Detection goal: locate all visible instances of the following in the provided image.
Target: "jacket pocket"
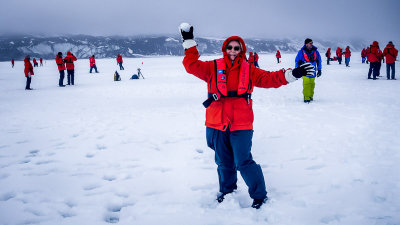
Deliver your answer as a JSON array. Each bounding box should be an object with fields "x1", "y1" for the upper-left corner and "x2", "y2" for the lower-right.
[
  {"x1": 206, "y1": 101, "x2": 223, "y2": 126},
  {"x1": 232, "y1": 99, "x2": 254, "y2": 125}
]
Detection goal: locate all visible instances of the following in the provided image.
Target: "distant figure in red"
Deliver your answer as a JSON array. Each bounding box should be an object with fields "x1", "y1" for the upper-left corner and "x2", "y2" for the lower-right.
[
  {"x1": 254, "y1": 52, "x2": 259, "y2": 68},
  {"x1": 248, "y1": 52, "x2": 255, "y2": 66},
  {"x1": 367, "y1": 41, "x2": 381, "y2": 80},
  {"x1": 361, "y1": 48, "x2": 367, "y2": 63},
  {"x1": 325, "y1": 48, "x2": 331, "y2": 65},
  {"x1": 11, "y1": 59, "x2": 14, "y2": 68},
  {"x1": 365, "y1": 47, "x2": 370, "y2": 64},
  {"x1": 89, "y1": 55, "x2": 99, "y2": 73},
  {"x1": 383, "y1": 41, "x2": 398, "y2": 80},
  {"x1": 40, "y1": 58, "x2": 43, "y2": 66},
  {"x1": 336, "y1": 47, "x2": 343, "y2": 64},
  {"x1": 56, "y1": 52, "x2": 66, "y2": 87},
  {"x1": 116, "y1": 54, "x2": 124, "y2": 70},
  {"x1": 24, "y1": 56, "x2": 34, "y2": 90},
  {"x1": 276, "y1": 50, "x2": 281, "y2": 63},
  {"x1": 344, "y1": 46, "x2": 351, "y2": 67},
  {"x1": 33, "y1": 58, "x2": 38, "y2": 67},
  {"x1": 64, "y1": 51, "x2": 77, "y2": 85}
]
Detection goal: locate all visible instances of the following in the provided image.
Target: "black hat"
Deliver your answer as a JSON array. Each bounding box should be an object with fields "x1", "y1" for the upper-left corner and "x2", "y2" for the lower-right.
[
  {"x1": 58, "y1": 52, "x2": 62, "y2": 55},
  {"x1": 305, "y1": 38, "x2": 313, "y2": 45},
  {"x1": 389, "y1": 41, "x2": 393, "y2": 45}
]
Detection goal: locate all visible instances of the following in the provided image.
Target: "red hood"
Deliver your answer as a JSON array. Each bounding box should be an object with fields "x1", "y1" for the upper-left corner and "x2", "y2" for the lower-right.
[
  {"x1": 222, "y1": 36, "x2": 247, "y2": 58},
  {"x1": 386, "y1": 44, "x2": 394, "y2": 49},
  {"x1": 372, "y1": 41, "x2": 379, "y2": 47},
  {"x1": 24, "y1": 58, "x2": 30, "y2": 63},
  {"x1": 67, "y1": 51, "x2": 72, "y2": 55}
]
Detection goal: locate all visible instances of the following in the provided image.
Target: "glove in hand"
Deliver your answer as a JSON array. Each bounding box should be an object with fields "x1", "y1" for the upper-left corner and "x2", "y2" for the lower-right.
[{"x1": 292, "y1": 63, "x2": 315, "y2": 78}]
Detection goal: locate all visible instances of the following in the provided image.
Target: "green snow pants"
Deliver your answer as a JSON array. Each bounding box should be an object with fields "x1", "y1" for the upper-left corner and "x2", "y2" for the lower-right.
[{"x1": 302, "y1": 76, "x2": 315, "y2": 101}]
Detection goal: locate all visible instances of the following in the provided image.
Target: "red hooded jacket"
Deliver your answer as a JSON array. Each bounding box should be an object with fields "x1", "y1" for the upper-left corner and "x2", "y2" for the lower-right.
[
  {"x1": 367, "y1": 41, "x2": 380, "y2": 63},
  {"x1": 24, "y1": 58, "x2": 34, "y2": 77},
  {"x1": 383, "y1": 44, "x2": 398, "y2": 64},
  {"x1": 336, "y1": 47, "x2": 343, "y2": 57},
  {"x1": 248, "y1": 52, "x2": 255, "y2": 65},
  {"x1": 64, "y1": 52, "x2": 77, "y2": 70},
  {"x1": 117, "y1": 54, "x2": 123, "y2": 63},
  {"x1": 276, "y1": 50, "x2": 281, "y2": 58},
  {"x1": 326, "y1": 48, "x2": 331, "y2": 58},
  {"x1": 55, "y1": 55, "x2": 65, "y2": 71},
  {"x1": 344, "y1": 47, "x2": 351, "y2": 58},
  {"x1": 361, "y1": 49, "x2": 366, "y2": 57},
  {"x1": 183, "y1": 36, "x2": 289, "y2": 131},
  {"x1": 11, "y1": 59, "x2": 14, "y2": 64},
  {"x1": 89, "y1": 56, "x2": 96, "y2": 66},
  {"x1": 33, "y1": 58, "x2": 37, "y2": 64}
]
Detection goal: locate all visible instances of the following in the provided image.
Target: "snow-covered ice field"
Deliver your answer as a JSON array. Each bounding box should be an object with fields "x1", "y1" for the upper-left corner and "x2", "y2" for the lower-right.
[{"x1": 0, "y1": 53, "x2": 399, "y2": 225}]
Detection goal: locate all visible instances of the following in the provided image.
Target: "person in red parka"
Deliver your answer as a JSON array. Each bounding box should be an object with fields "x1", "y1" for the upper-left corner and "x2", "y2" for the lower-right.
[
  {"x1": 344, "y1": 46, "x2": 351, "y2": 67},
  {"x1": 336, "y1": 47, "x2": 343, "y2": 64},
  {"x1": 276, "y1": 50, "x2": 281, "y2": 63},
  {"x1": 383, "y1": 41, "x2": 398, "y2": 80},
  {"x1": 367, "y1": 41, "x2": 381, "y2": 80},
  {"x1": 116, "y1": 54, "x2": 124, "y2": 70},
  {"x1": 24, "y1": 56, "x2": 34, "y2": 90},
  {"x1": 11, "y1": 59, "x2": 14, "y2": 68},
  {"x1": 254, "y1": 52, "x2": 259, "y2": 68},
  {"x1": 40, "y1": 58, "x2": 43, "y2": 66},
  {"x1": 89, "y1": 55, "x2": 99, "y2": 73},
  {"x1": 325, "y1": 48, "x2": 331, "y2": 65},
  {"x1": 248, "y1": 52, "x2": 255, "y2": 66},
  {"x1": 55, "y1": 52, "x2": 66, "y2": 87},
  {"x1": 361, "y1": 48, "x2": 367, "y2": 63},
  {"x1": 64, "y1": 51, "x2": 77, "y2": 85},
  {"x1": 179, "y1": 23, "x2": 314, "y2": 209},
  {"x1": 33, "y1": 58, "x2": 38, "y2": 67}
]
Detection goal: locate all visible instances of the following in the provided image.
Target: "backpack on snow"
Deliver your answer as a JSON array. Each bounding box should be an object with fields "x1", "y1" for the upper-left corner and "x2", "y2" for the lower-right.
[
  {"x1": 114, "y1": 71, "x2": 121, "y2": 81},
  {"x1": 130, "y1": 74, "x2": 139, "y2": 79}
]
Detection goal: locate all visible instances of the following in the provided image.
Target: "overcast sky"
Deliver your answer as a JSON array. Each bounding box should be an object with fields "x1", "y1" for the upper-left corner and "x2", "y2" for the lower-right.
[{"x1": 0, "y1": 0, "x2": 399, "y2": 42}]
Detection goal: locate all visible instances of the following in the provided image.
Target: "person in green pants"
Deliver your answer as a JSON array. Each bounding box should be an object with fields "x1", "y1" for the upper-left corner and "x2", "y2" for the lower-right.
[{"x1": 295, "y1": 38, "x2": 322, "y2": 103}]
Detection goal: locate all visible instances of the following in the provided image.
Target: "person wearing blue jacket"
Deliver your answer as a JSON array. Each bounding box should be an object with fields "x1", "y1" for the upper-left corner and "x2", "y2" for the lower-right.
[{"x1": 295, "y1": 38, "x2": 322, "y2": 103}]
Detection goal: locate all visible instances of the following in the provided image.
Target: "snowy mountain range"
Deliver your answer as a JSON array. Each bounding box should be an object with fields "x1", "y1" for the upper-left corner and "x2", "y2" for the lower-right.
[{"x1": 0, "y1": 35, "x2": 369, "y2": 61}]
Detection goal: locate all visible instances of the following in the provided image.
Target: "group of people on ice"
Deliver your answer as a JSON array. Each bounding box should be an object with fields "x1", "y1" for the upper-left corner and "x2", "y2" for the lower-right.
[
  {"x1": 21, "y1": 53, "x2": 126, "y2": 89},
  {"x1": 324, "y1": 46, "x2": 352, "y2": 66},
  {"x1": 363, "y1": 41, "x2": 398, "y2": 80}
]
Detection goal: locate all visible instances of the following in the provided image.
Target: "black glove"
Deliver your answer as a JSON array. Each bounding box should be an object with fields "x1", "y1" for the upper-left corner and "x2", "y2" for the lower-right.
[
  {"x1": 179, "y1": 23, "x2": 194, "y2": 41},
  {"x1": 317, "y1": 70, "x2": 322, "y2": 77},
  {"x1": 292, "y1": 63, "x2": 315, "y2": 78}
]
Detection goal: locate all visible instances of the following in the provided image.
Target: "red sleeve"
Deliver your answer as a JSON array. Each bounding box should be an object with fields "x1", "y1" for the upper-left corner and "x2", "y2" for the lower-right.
[
  {"x1": 251, "y1": 67, "x2": 288, "y2": 88},
  {"x1": 182, "y1": 47, "x2": 214, "y2": 82}
]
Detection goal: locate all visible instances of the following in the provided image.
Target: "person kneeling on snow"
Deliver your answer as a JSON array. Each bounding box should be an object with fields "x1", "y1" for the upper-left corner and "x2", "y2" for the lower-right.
[{"x1": 179, "y1": 23, "x2": 314, "y2": 209}]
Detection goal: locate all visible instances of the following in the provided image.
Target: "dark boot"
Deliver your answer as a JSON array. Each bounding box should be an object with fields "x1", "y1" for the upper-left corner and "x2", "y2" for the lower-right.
[{"x1": 251, "y1": 197, "x2": 268, "y2": 209}]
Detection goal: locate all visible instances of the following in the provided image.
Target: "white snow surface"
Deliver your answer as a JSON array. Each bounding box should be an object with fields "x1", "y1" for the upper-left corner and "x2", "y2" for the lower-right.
[{"x1": 0, "y1": 53, "x2": 399, "y2": 225}]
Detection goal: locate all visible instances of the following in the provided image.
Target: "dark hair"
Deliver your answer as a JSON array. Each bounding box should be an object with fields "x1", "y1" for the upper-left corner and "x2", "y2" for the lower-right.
[{"x1": 304, "y1": 38, "x2": 313, "y2": 45}]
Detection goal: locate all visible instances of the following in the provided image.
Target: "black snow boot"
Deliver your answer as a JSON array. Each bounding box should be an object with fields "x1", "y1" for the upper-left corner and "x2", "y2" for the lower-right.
[
  {"x1": 216, "y1": 190, "x2": 236, "y2": 203},
  {"x1": 251, "y1": 197, "x2": 269, "y2": 209}
]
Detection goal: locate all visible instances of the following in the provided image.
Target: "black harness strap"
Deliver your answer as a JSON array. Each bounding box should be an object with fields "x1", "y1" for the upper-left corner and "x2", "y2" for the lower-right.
[{"x1": 202, "y1": 91, "x2": 251, "y2": 108}]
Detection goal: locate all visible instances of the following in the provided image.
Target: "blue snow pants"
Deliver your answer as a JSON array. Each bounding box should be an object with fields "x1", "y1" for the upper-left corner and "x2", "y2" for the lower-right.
[{"x1": 206, "y1": 127, "x2": 267, "y2": 199}]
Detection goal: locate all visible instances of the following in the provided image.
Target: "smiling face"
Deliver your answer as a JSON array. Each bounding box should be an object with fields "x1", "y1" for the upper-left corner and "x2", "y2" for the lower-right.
[{"x1": 226, "y1": 40, "x2": 242, "y2": 61}]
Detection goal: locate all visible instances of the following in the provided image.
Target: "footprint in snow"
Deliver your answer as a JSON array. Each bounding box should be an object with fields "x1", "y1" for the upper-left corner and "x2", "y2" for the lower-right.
[{"x1": 0, "y1": 192, "x2": 16, "y2": 201}]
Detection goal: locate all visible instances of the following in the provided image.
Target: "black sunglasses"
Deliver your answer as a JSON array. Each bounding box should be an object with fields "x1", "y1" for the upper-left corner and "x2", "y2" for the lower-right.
[{"x1": 226, "y1": 45, "x2": 241, "y2": 51}]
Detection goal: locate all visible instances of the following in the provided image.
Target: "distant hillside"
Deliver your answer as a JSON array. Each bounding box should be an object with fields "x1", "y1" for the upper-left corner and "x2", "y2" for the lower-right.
[{"x1": 0, "y1": 35, "x2": 369, "y2": 61}]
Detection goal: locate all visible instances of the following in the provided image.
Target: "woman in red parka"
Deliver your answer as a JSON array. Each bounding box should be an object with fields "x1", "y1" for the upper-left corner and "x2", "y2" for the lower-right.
[
  {"x1": 179, "y1": 23, "x2": 314, "y2": 209},
  {"x1": 344, "y1": 46, "x2": 351, "y2": 67},
  {"x1": 64, "y1": 51, "x2": 77, "y2": 85},
  {"x1": 55, "y1": 52, "x2": 66, "y2": 87},
  {"x1": 116, "y1": 54, "x2": 124, "y2": 70},
  {"x1": 326, "y1": 48, "x2": 331, "y2": 65},
  {"x1": 276, "y1": 50, "x2": 281, "y2": 63},
  {"x1": 24, "y1": 56, "x2": 34, "y2": 90}
]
